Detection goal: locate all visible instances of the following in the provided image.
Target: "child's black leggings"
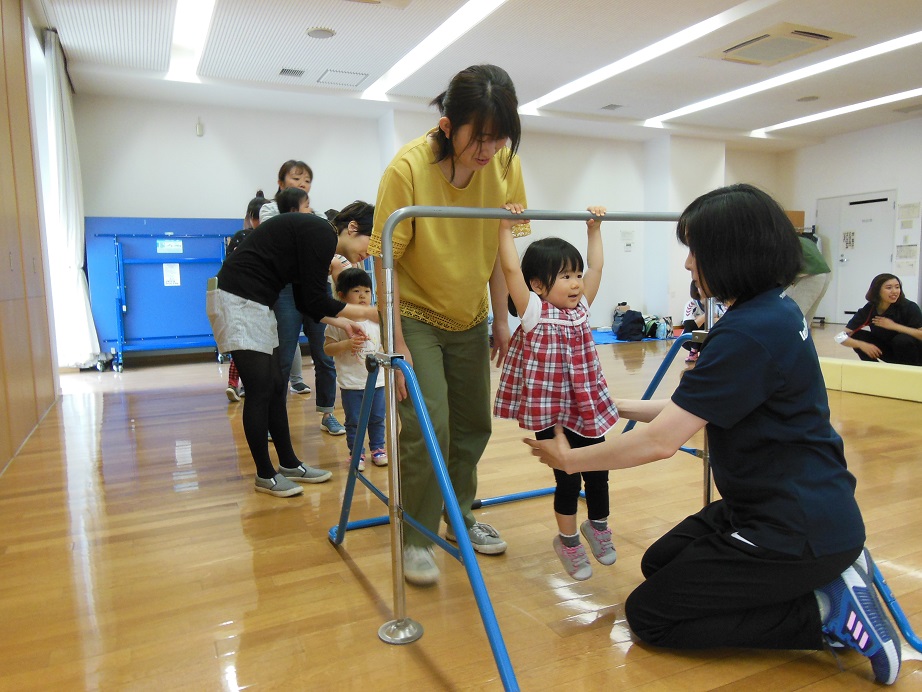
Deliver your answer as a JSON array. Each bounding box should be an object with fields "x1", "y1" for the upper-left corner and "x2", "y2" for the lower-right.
[
  {"x1": 536, "y1": 426, "x2": 609, "y2": 520},
  {"x1": 231, "y1": 348, "x2": 301, "y2": 479}
]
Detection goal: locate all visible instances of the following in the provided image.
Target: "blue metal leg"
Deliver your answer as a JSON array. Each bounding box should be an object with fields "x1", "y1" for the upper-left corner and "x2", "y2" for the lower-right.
[
  {"x1": 395, "y1": 358, "x2": 518, "y2": 691},
  {"x1": 873, "y1": 562, "x2": 922, "y2": 652}
]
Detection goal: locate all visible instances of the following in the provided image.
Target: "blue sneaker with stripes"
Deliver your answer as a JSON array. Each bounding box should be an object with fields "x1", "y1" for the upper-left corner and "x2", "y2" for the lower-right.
[{"x1": 816, "y1": 548, "x2": 901, "y2": 685}]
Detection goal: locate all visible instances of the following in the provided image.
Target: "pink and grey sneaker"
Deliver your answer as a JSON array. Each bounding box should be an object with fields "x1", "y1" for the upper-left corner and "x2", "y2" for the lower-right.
[
  {"x1": 580, "y1": 520, "x2": 617, "y2": 565},
  {"x1": 371, "y1": 448, "x2": 388, "y2": 466},
  {"x1": 552, "y1": 535, "x2": 592, "y2": 581}
]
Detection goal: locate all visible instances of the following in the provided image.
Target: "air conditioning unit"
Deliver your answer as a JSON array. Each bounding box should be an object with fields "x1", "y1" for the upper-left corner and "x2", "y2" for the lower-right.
[{"x1": 706, "y1": 23, "x2": 854, "y2": 66}]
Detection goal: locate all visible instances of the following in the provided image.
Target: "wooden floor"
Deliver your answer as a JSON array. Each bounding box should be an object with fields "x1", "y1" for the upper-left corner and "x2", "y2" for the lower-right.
[{"x1": 1, "y1": 325, "x2": 920, "y2": 690}]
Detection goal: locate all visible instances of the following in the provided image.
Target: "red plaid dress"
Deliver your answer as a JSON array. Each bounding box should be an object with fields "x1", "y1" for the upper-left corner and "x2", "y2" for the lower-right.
[{"x1": 494, "y1": 294, "x2": 618, "y2": 437}]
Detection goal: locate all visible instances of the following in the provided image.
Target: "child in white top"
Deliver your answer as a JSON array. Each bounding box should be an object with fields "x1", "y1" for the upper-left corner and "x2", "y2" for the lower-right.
[
  {"x1": 494, "y1": 205, "x2": 619, "y2": 581},
  {"x1": 324, "y1": 268, "x2": 386, "y2": 472}
]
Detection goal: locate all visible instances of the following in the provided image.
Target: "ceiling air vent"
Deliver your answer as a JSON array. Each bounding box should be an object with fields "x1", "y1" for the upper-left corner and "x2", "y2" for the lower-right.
[
  {"x1": 279, "y1": 68, "x2": 304, "y2": 78},
  {"x1": 318, "y1": 69, "x2": 368, "y2": 87},
  {"x1": 705, "y1": 23, "x2": 853, "y2": 66}
]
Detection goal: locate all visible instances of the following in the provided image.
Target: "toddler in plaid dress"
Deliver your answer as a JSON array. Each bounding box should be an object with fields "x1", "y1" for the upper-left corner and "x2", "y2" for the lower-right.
[{"x1": 495, "y1": 205, "x2": 619, "y2": 580}]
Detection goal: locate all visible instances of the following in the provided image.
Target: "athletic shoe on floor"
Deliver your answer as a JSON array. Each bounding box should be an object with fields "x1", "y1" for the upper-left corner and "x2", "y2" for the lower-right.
[
  {"x1": 815, "y1": 548, "x2": 901, "y2": 685},
  {"x1": 580, "y1": 520, "x2": 618, "y2": 565},
  {"x1": 685, "y1": 349, "x2": 699, "y2": 363},
  {"x1": 225, "y1": 385, "x2": 242, "y2": 402},
  {"x1": 279, "y1": 463, "x2": 332, "y2": 484},
  {"x1": 289, "y1": 381, "x2": 311, "y2": 395},
  {"x1": 254, "y1": 473, "x2": 303, "y2": 498},
  {"x1": 445, "y1": 521, "x2": 507, "y2": 555},
  {"x1": 349, "y1": 453, "x2": 366, "y2": 472},
  {"x1": 403, "y1": 545, "x2": 439, "y2": 586},
  {"x1": 371, "y1": 448, "x2": 388, "y2": 466},
  {"x1": 320, "y1": 413, "x2": 346, "y2": 435},
  {"x1": 552, "y1": 535, "x2": 592, "y2": 581}
]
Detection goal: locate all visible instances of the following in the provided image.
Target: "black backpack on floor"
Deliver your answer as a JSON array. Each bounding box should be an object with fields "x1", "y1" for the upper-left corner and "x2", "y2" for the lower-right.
[{"x1": 616, "y1": 310, "x2": 645, "y2": 341}]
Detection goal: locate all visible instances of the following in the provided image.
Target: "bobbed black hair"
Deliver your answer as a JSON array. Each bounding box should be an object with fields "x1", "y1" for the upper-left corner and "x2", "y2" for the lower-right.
[
  {"x1": 865, "y1": 273, "x2": 906, "y2": 306},
  {"x1": 510, "y1": 237, "x2": 584, "y2": 317},
  {"x1": 676, "y1": 183, "x2": 801, "y2": 304},
  {"x1": 430, "y1": 64, "x2": 520, "y2": 180},
  {"x1": 275, "y1": 187, "x2": 308, "y2": 214},
  {"x1": 335, "y1": 267, "x2": 372, "y2": 297}
]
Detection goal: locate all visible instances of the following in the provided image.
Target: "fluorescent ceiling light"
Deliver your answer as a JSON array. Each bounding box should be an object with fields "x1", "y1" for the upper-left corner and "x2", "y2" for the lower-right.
[
  {"x1": 166, "y1": 0, "x2": 216, "y2": 83},
  {"x1": 750, "y1": 86, "x2": 922, "y2": 137},
  {"x1": 519, "y1": 0, "x2": 778, "y2": 115},
  {"x1": 647, "y1": 29, "x2": 922, "y2": 126},
  {"x1": 362, "y1": 0, "x2": 507, "y2": 101}
]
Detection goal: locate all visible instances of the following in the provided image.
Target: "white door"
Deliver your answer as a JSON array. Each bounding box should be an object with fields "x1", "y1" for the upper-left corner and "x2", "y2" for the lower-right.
[{"x1": 816, "y1": 192, "x2": 895, "y2": 324}]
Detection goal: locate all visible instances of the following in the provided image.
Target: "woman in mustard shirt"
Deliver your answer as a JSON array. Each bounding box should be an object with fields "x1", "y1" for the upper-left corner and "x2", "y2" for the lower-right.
[{"x1": 370, "y1": 64, "x2": 529, "y2": 586}]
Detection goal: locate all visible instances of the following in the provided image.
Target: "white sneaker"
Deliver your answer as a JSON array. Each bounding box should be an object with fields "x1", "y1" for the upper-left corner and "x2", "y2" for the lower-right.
[{"x1": 403, "y1": 545, "x2": 439, "y2": 586}]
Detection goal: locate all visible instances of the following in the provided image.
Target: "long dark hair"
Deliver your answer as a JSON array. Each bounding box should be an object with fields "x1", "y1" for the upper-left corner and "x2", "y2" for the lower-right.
[
  {"x1": 676, "y1": 184, "x2": 801, "y2": 304},
  {"x1": 430, "y1": 64, "x2": 520, "y2": 179},
  {"x1": 509, "y1": 237, "x2": 584, "y2": 317},
  {"x1": 865, "y1": 273, "x2": 906, "y2": 308}
]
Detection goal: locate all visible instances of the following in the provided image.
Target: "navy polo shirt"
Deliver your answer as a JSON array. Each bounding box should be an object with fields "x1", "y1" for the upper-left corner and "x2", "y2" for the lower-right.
[{"x1": 672, "y1": 288, "x2": 865, "y2": 557}]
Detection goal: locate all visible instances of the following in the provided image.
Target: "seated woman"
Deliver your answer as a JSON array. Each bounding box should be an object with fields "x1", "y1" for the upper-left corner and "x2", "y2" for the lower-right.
[
  {"x1": 526, "y1": 184, "x2": 900, "y2": 686},
  {"x1": 837, "y1": 273, "x2": 922, "y2": 366}
]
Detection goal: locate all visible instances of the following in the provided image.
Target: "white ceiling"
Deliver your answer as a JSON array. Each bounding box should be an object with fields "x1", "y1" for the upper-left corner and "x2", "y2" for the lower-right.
[{"x1": 33, "y1": 0, "x2": 922, "y2": 152}]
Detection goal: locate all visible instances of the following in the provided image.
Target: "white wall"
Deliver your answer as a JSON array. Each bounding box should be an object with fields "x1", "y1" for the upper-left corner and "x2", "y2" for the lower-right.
[
  {"x1": 780, "y1": 119, "x2": 922, "y2": 318},
  {"x1": 74, "y1": 94, "x2": 385, "y2": 219},
  {"x1": 72, "y1": 91, "x2": 922, "y2": 331},
  {"x1": 517, "y1": 130, "x2": 646, "y2": 327}
]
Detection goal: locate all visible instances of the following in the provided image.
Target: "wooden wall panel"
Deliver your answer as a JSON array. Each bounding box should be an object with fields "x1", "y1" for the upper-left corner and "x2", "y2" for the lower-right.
[
  {"x1": 0, "y1": 298, "x2": 38, "y2": 448},
  {"x1": 0, "y1": 0, "x2": 25, "y2": 302},
  {"x1": 27, "y1": 294, "x2": 54, "y2": 414},
  {"x1": 2, "y1": 0, "x2": 44, "y2": 299},
  {"x1": 1, "y1": 0, "x2": 55, "y2": 466}
]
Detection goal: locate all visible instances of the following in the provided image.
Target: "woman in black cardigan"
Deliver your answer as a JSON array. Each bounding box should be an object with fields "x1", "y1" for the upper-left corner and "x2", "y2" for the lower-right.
[{"x1": 207, "y1": 210, "x2": 377, "y2": 497}]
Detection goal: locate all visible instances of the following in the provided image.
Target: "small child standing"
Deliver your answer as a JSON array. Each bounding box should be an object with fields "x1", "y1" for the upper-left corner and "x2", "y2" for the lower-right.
[
  {"x1": 495, "y1": 205, "x2": 619, "y2": 581},
  {"x1": 324, "y1": 268, "x2": 387, "y2": 472}
]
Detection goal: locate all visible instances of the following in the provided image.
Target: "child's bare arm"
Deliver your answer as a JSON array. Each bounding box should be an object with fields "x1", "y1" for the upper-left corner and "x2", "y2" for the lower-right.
[
  {"x1": 583, "y1": 206, "x2": 606, "y2": 305},
  {"x1": 499, "y1": 204, "x2": 531, "y2": 318}
]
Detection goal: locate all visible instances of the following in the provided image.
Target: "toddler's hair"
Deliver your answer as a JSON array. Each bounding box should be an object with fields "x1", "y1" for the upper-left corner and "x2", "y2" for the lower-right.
[
  {"x1": 511, "y1": 237, "x2": 584, "y2": 317},
  {"x1": 275, "y1": 186, "x2": 308, "y2": 213},
  {"x1": 245, "y1": 190, "x2": 268, "y2": 222},
  {"x1": 336, "y1": 267, "x2": 372, "y2": 297}
]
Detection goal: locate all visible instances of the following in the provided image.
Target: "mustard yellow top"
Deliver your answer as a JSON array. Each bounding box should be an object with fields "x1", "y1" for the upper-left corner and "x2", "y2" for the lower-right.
[{"x1": 370, "y1": 129, "x2": 529, "y2": 331}]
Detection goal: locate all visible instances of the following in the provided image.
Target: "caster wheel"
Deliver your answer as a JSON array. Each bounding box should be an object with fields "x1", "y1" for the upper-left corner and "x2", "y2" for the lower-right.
[
  {"x1": 217, "y1": 354, "x2": 226, "y2": 364},
  {"x1": 96, "y1": 361, "x2": 106, "y2": 372},
  {"x1": 114, "y1": 363, "x2": 123, "y2": 373}
]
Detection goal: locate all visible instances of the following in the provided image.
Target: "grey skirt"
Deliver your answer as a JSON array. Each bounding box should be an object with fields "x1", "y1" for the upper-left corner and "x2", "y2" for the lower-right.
[{"x1": 206, "y1": 283, "x2": 278, "y2": 355}]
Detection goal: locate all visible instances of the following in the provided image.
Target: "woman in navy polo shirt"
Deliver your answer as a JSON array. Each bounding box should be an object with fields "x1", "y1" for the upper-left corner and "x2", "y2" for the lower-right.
[{"x1": 525, "y1": 184, "x2": 901, "y2": 685}]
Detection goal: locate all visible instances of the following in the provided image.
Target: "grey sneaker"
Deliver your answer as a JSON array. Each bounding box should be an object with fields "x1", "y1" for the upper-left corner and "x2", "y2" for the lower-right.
[
  {"x1": 403, "y1": 545, "x2": 439, "y2": 586},
  {"x1": 445, "y1": 521, "x2": 507, "y2": 555},
  {"x1": 254, "y1": 473, "x2": 303, "y2": 497},
  {"x1": 320, "y1": 413, "x2": 346, "y2": 435},
  {"x1": 225, "y1": 385, "x2": 242, "y2": 402},
  {"x1": 279, "y1": 463, "x2": 332, "y2": 484},
  {"x1": 553, "y1": 535, "x2": 592, "y2": 581},
  {"x1": 580, "y1": 520, "x2": 617, "y2": 565}
]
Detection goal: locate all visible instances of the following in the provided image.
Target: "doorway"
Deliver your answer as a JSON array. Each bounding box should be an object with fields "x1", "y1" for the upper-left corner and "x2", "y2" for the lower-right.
[{"x1": 816, "y1": 191, "x2": 896, "y2": 324}]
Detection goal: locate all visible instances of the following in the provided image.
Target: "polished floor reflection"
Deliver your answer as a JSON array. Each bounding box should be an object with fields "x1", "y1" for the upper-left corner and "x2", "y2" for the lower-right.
[{"x1": 0, "y1": 329, "x2": 919, "y2": 690}]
